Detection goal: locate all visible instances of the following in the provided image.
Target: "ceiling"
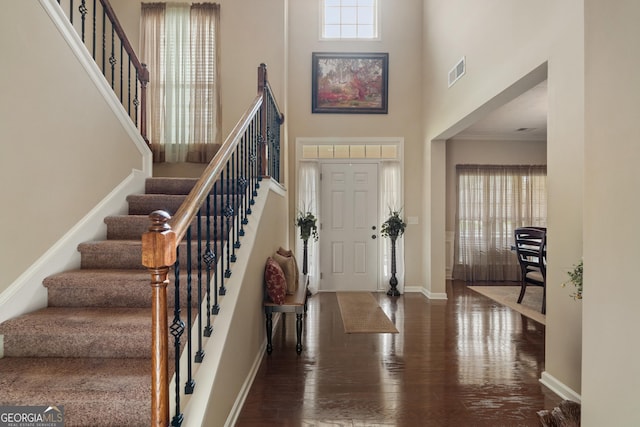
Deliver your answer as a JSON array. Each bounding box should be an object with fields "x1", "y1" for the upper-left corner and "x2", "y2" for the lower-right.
[{"x1": 453, "y1": 80, "x2": 548, "y2": 141}]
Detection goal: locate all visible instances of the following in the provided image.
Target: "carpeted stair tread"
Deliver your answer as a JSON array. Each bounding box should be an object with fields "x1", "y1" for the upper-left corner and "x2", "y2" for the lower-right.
[
  {"x1": 105, "y1": 214, "x2": 227, "y2": 240},
  {"x1": 0, "y1": 307, "x2": 154, "y2": 358},
  {"x1": 127, "y1": 193, "x2": 243, "y2": 216},
  {"x1": 0, "y1": 357, "x2": 151, "y2": 426},
  {"x1": 43, "y1": 269, "x2": 211, "y2": 308}
]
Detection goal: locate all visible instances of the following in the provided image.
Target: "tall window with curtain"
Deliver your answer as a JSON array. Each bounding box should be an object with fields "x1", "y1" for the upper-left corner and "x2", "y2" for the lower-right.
[
  {"x1": 141, "y1": 3, "x2": 221, "y2": 163},
  {"x1": 453, "y1": 165, "x2": 547, "y2": 282},
  {"x1": 296, "y1": 162, "x2": 321, "y2": 293},
  {"x1": 379, "y1": 161, "x2": 404, "y2": 292}
]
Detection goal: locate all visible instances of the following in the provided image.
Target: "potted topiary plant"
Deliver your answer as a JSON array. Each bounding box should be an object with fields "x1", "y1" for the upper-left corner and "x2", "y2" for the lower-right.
[
  {"x1": 296, "y1": 210, "x2": 318, "y2": 275},
  {"x1": 562, "y1": 259, "x2": 583, "y2": 300},
  {"x1": 381, "y1": 209, "x2": 406, "y2": 296}
]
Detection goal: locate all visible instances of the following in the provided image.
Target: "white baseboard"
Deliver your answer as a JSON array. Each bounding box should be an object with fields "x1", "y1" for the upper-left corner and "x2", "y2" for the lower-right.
[
  {"x1": 540, "y1": 371, "x2": 582, "y2": 403},
  {"x1": 421, "y1": 288, "x2": 448, "y2": 300},
  {"x1": 397, "y1": 285, "x2": 448, "y2": 300}
]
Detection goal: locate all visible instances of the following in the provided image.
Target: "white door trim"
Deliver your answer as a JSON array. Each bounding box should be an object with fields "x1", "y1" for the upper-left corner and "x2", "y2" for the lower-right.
[{"x1": 295, "y1": 137, "x2": 405, "y2": 292}]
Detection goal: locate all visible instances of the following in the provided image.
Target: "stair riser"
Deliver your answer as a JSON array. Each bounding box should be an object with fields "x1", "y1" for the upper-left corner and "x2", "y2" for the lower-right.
[
  {"x1": 46, "y1": 281, "x2": 212, "y2": 308},
  {"x1": 145, "y1": 177, "x2": 247, "y2": 195},
  {"x1": 105, "y1": 215, "x2": 230, "y2": 241},
  {"x1": 2, "y1": 334, "x2": 152, "y2": 358},
  {"x1": 127, "y1": 194, "x2": 244, "y2": 216}
]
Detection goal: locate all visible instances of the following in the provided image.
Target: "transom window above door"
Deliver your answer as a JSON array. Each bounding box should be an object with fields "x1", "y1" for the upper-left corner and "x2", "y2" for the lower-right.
[{"x1": 320, "y1": 0, "x2": 379, "y2": 40}]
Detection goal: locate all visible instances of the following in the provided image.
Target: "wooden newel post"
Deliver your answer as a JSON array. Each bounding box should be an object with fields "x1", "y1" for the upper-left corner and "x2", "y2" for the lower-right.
[{"x1": 142, "y1": 210, "x2": 176, "y2": 427}]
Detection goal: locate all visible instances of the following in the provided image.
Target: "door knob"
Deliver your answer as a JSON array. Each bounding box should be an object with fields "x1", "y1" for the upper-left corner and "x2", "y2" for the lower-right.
[
  {"x1": 372, "y1": 235, "x2": 377, "y2": 239},
  {"x1": 372, "y1": 225, "x2": 377, "y2": 230}
]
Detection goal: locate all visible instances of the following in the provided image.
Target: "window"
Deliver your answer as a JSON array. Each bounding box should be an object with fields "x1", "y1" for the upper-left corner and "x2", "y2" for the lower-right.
[
  {"x1": 320, "y1": 0, "x2": 379, "y2": 40},
  {"x1": 141, "y1": 3, "x2": 221, "y2": 163},
  {"x1": 453, "y1": 165, "x2": 547, "y2": 282}
]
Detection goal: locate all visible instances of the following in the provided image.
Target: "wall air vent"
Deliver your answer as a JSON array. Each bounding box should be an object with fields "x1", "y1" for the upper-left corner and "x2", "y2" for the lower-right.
[{"x1": 448, "y1": 56, "x2": 466, "y2": 88}]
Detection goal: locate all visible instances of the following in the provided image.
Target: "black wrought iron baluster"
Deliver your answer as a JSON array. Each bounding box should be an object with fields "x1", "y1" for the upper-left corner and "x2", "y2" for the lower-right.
[
  {"x1": 195, "y1": 210, "x2": 205, "y2": 361},
  {"x1": 171, "y1": 247, "x2": 184, "y2": 427},
  {"x1": 266, "y1": 127, "x2": 273, "y2": 178},
  {"x1": 218, "y1": 169, "x2": 227, "y2": 295},
  {"x1": 127, "y1": 59, "x2": 132, "y2": 116},
  {"x1": 109, "y1": 26, "x2": 116, "y2": 88},
  {"x1": 119, "y1": 42, "x2": 124, "y2": 101},
  {"x1": 101, "y1": 8, "x2": 106, "y2": 74},
  {"x1": 231, "y1": 152, "x2": 239, "y2": 259},
  {"x1": 240, "y1": 131, "x2": 247, "y2": 223},
  {"x1": 134, "y1": 68, "x2": 139, "y2": 127},
  {"x1": 212, "y1": 182, "x2": 222, "y2": 305},
  {"x1": 92, "y1": 0, "x2": 96, "y2": 58},
  {"x1": 251, "y1": 117, "x2": 259, "y2": 202},
  {"x1": 239, "y1": 132, "x2": 248, "y2": 232},
  {"x1": 185, "y1": 228, "x2": 195, "y2": 395},
  {"x1": 79, "y1": 0, "x2": 87, "y2": 42},
  {"x1": 247, "y1": 119, "x2": 256, "y2": 213},
  {"x1": 235, "y1": 144, "x2": 244, "y2": 239},
  {"x1": 204, "y1": 195, "x2": 216, "y2": 328},
  {"x1": 257, "y1": 133, "x2": 263, "y2": 188},
  {"x1": 70, "y1": 0, "x2": 74, "y2": 24},
  {"x1": 224, "y1": 163, "x2": 233, "y2": 277}
]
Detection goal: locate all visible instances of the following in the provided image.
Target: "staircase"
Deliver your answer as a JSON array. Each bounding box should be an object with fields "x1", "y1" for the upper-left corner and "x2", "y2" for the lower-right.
[{"x1": 0, "y1": 177, "x2": 224, "y2": 426}]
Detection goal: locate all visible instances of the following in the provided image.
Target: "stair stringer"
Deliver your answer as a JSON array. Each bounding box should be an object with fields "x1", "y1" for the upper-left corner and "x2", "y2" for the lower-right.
[
  {"x1": 169, "y1": 178, "x2": 288, "y2": 427},
  {"x1": 0, "y1": 169, "x2": 148, "y2": 324}
]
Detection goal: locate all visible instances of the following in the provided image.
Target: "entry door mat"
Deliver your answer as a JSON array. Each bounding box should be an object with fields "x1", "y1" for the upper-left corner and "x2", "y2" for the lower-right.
[{"x1": 336, "y1": 292, "x2": 399, "y2": 334}]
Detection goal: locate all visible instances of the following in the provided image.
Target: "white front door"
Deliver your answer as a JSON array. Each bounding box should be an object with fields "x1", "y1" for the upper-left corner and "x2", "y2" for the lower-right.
[{"x1": 320, "y1": 163, "x2": 379, "y2": 291}]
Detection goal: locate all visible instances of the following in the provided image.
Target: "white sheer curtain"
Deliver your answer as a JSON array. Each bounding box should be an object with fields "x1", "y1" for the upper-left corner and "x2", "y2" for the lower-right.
[
  {"x1": 453, "y1": 164, "x2": 547, "y2": 282},
  {"x1": 163, "y1": 4, "x2": 191, "y2": 162},
  {"x1": 141, "y1": 3, "x2": 220, "y2": 163},
  {"x1": 379, "y1": 161, "x2": 404, "y2": 293},
  {"x1": 296, "y1": 162, "x2": 320, "y2": 293},
  {"x1": 140, "y1": 3, "x2": 165, "y2": 162}
]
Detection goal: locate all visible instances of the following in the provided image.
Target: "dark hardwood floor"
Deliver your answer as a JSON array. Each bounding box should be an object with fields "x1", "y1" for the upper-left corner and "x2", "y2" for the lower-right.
[{"x1": 236, "y1": 281, "x2": 561, "y2": 426}]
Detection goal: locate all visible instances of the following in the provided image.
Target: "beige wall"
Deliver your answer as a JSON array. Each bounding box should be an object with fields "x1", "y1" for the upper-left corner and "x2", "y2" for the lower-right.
[
  {"x1": 200, "y1": 182, "x2": 288, "y2": 426},
  {"x1": 445, "y1": 138, "x2": 547, "y2": 231},
  {"x1": 287, "y1": 0, "x2": 424, "y2": 287},
  {"x1": 0, "y1": 1, "x2": 143, "y2": 293},
  {"x1": 582, "y1": 1, "x2": 640, "y2": 424},
  {"x1": 422, "y1": 0, "x2": 584, "y2": 398}
]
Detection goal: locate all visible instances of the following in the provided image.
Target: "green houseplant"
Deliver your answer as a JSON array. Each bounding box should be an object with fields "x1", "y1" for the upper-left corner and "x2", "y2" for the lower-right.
[
  {"x1": 381, "y1": 209, "x2": 407, "y2": 240},
  {"x1": 381, "y1": 209, "x2": 406, "y2": 296},
  {"x1": 562, "y1": 259, "x2": 583, "y2": 300}
]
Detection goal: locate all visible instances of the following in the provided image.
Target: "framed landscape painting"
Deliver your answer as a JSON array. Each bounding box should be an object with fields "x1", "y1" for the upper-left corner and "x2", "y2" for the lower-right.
[{"x1": 312, "y1": 52, "x2": 388, "y2": 114}]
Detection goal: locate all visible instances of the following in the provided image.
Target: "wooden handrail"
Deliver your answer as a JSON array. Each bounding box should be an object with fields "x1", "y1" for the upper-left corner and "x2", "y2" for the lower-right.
[
  {"x1": 99, "y1": 0, "x2": 149, "y2": 143},
  {"x1": 99, "y1": 0, "x2": 147, "y2": 78},
  {"x1": 169, "y1": 95, "x2": 262, "y2": 243},
  {"x1": 143, "y1": 64, "x2": 283, "y2": 426}
]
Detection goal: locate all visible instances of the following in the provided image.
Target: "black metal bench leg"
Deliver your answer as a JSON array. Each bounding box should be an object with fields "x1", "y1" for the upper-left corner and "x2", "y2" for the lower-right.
[
  {"x1": 265, "y1": 311, "x2": 273, "y2": 354},
  {"x1": 295, "y1": 313, "x2": 303, "y2": 354}
]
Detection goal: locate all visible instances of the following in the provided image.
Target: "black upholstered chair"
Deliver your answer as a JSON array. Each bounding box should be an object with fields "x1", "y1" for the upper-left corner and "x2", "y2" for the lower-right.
[{"x1": 514, "y1": 227, "x2": 547, "y2": 314}]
